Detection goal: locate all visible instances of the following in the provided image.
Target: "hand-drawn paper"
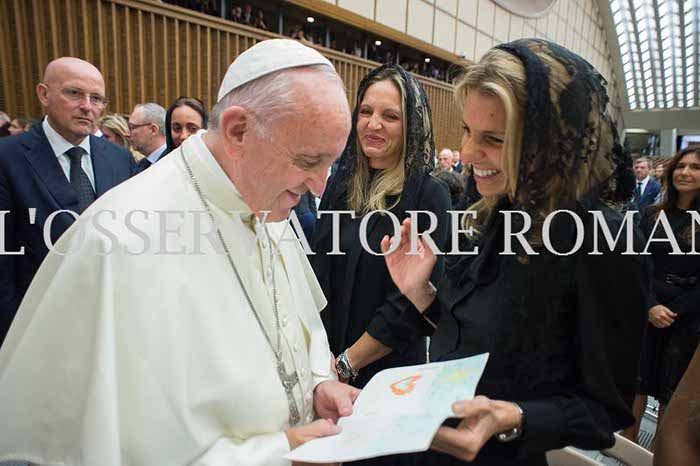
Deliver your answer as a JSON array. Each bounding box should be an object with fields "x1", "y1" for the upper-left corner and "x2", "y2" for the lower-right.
[{"x1": 285, "y1": 353, "x2": 489, "y2": 463}]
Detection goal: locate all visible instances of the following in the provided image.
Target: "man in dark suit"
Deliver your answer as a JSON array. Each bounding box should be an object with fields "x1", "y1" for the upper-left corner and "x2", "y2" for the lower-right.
[
  {"x1": 451, "y1": 149, "x2": 463, "y2": 173},
  {"x1": 0, "y1": 57, "x2": 135, "y2": 346},
  {"x1": 632, "y1": 156, "x2": 661, "y2": 212}
]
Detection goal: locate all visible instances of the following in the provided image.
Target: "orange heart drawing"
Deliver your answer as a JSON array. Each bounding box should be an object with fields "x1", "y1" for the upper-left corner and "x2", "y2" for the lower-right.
[{"x1": 390, "y1": 375, "x2": 422, "y2": 395}]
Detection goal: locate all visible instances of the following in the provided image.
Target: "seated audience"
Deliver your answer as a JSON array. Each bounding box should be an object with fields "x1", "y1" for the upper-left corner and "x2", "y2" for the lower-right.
[
  {"x1": 253, "y1": 10, "x2": 268, "y2": 31},
  {"x1": 230, "y1": 5, "x2": 243, "y2": 23}
]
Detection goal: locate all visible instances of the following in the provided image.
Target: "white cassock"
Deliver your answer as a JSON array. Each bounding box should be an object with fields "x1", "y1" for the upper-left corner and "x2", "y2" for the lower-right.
[{"x1": 0, "y1": 132, "x2": 334, "y2": 466}]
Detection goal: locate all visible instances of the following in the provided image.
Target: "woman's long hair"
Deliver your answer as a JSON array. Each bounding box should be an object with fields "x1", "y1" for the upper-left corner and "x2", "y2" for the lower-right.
[{"x1": 650, "y1": 147, "x2": 700, "y2": 243}]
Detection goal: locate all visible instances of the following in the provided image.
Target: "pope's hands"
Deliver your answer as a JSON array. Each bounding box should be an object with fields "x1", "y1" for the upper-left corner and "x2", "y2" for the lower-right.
[
  {"x1": 314, "y1": 380, "x2": 361, "y2": 423},
  {"x1": 285, "y1": 418, "x2": 341, "y2": 466},
  {"x1": 649, "y1": 304, "x2": 676, "y2": 328},
  {"x1": 285, "y1": 380, "x2": 359, "y2": 466},
  {"x1": 430, "y1": 396, "x2": 522, "y2": 462}
]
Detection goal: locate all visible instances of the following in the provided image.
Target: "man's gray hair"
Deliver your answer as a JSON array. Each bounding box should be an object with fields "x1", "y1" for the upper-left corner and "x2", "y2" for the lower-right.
[
  {"x1": 134, "y1": 103, "x2": 166, "y2": 136},
  {"x1": 0, "y1": 111, "x2": 10, "y2": 124},
  {"x1": 634, "y1": 156, "x2": 651, "y2": 168},
  {"x1": 209, "y1": 64, "x2": 343, "y2": 140}
]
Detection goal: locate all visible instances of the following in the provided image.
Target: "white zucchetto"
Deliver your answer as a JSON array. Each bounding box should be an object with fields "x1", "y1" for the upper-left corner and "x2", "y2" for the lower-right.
[{"x1": 217, "y1": 39, "x2": 334, "y2": 102}]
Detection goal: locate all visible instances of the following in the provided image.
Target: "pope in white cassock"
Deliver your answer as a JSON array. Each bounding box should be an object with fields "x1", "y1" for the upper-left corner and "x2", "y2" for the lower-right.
[{"x1": 0, "y1": 39, "x2": 359, "y2": 466}]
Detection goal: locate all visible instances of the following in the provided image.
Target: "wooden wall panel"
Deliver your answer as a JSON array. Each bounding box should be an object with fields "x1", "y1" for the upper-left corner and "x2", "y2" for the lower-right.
[{"x1": 1, "y1": 0, "x2": 461, "y2": 150}]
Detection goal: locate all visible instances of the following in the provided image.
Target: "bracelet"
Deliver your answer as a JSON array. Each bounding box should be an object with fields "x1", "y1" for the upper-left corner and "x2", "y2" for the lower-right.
[
  {"x1": 495, "y1": 403, "x2": 524, "y2": 443},
  {"x1": 336, "y1": 349, "x2": 359, "y2": 382}
]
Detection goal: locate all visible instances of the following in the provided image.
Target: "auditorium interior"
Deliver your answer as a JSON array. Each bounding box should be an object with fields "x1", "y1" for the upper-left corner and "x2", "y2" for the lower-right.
[{"x1": 1, "y1": 1, "x2": 699, "y2": 466}]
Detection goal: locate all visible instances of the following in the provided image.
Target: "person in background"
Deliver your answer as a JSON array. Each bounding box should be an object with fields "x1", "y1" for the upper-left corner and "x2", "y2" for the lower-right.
[
  {"x1": 626, "y1": 147, "x2": 700, "y2": 445},
  {"x1": 164, "y1": 96, "x2": 207, "y2": 156},
  {"x1": 452, "y1": 149, "x2": 463, "y2": 173},
  {"x1": 382, "y1": 39, "x2": 647, "y2": 466},
  {"x1": 242, "y1": 3, "x2": 253, "y2": 25},
  {"x1": 8, "y1": 117, "x2": 32, "y2": 136},
  {"x1": 311, "y1": 64, "x2": 451, "y2": 466},
  {"x1": 436, "y1": 147, "x2": 454, "y2": 172},
  {"x1": 654, "y1": 161, "x2": 666, "y2": 180},
  {"x1": 98, "y1": 113, "x2": 143, "y2": 161},
  {"x1": 253, "y1": 10, "x2": 268, "y2": 31},
  {"x1": 653, "y1": 160, "x2": 668, "y2": 203},
  {"x1": 0, "y1": 57, "x2": 135, "y2": 347},
  {"x1": 128, "y1": 102, "x2": 167, "y2": 171},
  {"x1": 230, "y1": 6, "x2": 243, "y2": 23},
  {"x1": 434, "y1": 170, "x2": 465, "y2": 209},
  {"x1": 0, "y1": 112, "x2": 11, "y2": 137},
  {"x1": 632, "y1": 156, "x2": 661, "y2": 212}
]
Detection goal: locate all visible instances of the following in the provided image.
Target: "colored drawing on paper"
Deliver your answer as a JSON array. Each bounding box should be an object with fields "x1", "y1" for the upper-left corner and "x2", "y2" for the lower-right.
[
  {"x1": 446, "y1": 369, "x2": 471, "y2": 383},
  {"x1": 390, "y1": 375, "x2": 422, "y2": 396}
]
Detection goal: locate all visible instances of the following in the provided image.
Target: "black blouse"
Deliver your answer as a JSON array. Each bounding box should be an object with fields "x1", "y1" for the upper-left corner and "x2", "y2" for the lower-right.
[
  {"x1": 312, "y1": 175, "x2": 451, "y2": 388},
  {"x1": 417, "y1": 203, "x2": 649, "y2": 466}
]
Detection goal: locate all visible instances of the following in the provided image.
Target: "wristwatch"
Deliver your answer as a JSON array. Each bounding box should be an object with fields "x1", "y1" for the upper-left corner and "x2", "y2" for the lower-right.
[
  {"x1": 336, "y1": 349, "x2": 359, "y2": 382},
  {"x1": 495, "y1": 403, "x2": 525, "y2": 442}
]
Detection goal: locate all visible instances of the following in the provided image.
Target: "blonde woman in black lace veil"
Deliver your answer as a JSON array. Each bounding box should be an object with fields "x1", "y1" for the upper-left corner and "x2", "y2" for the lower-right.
[
  {"x1": 311, "y1": 65, "x2": 451, "y2": 466},
  {"x1": 382, "y1": 39, "x2": 648, "y2": 466}
]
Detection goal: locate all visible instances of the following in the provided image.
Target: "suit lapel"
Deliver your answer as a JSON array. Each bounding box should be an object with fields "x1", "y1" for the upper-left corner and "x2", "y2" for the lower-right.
[
  {"x1": 23, "y1": 126, "x2": 79, "y2": 212},
  {"x1": 90, "y1": 136, "x2": 115, "y2": 197}
]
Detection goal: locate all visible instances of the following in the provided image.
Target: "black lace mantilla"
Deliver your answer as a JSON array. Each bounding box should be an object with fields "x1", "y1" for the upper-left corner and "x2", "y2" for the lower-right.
[
  {"x1": 494, "y1": 39, "x2": 635, "y2": 219},
  {"x1": 319, "y1": 63, "x2": 436, "y2": 213}
]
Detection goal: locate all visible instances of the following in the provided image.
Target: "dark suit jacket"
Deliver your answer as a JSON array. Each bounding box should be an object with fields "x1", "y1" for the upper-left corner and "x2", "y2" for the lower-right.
[
  {"x1": 0, "y1": 124, "x2": 136, "y2": 345},
  {"x1": 634, "y1": 178, "x2": 661, "y2": 212}
]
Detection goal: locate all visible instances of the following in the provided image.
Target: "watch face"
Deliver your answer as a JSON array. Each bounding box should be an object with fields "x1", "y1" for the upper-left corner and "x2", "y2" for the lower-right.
[{"x1": 336, "y1": 360, "x2": 348, "y2": 378}]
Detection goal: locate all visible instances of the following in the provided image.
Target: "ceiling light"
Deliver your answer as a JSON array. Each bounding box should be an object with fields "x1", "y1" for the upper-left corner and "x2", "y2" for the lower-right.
[
  {"x1": 375, "y1": 40, "x2": 382, "y2": 46},
  {"x1": 425, "y1": 58, "x2": 431, "y2": 63},
  {"x1": 307, "y1": 17, "x2": 315, "y2": 23}
]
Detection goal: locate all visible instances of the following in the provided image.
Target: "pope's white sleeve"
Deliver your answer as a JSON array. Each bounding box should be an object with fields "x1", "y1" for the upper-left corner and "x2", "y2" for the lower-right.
[
  {"x1": 311, "y1": 350, "x2": 337, "y2": 391},
  {"x1": 189, "y1": 432, "x2": 291, "y2": 466}
]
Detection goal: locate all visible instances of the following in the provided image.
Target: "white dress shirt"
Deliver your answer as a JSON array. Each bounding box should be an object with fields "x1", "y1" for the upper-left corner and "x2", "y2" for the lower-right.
[
  {"x1": 147, "y1": 143, "x2": 168, "y2": 164},
  {"x1": 42, "y1": 117, "x2": 95, "y2": 190}
]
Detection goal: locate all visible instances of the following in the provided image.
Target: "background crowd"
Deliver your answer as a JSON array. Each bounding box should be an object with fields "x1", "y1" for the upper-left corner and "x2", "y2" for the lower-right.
[{"x1": 160, "y1": 0, "x2": 452, "y2": 82}]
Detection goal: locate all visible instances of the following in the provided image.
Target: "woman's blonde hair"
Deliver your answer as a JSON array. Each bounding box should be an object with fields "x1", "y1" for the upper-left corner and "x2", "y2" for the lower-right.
[
  {"x1": 99, "y1": 113, "x2": 143, "y2": 160},
  {"x1": 457, "y1": 46, "x2": 618, "y2": 243},
  {"x1": 347, "y1": 68, "x2": 408, "y2": 215}
]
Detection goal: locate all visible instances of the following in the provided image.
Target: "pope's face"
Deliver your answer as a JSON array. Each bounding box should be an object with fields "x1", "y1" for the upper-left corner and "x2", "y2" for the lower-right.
[{"x1": 242, "y1": 74, "x2": 351, "y2": 222}]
